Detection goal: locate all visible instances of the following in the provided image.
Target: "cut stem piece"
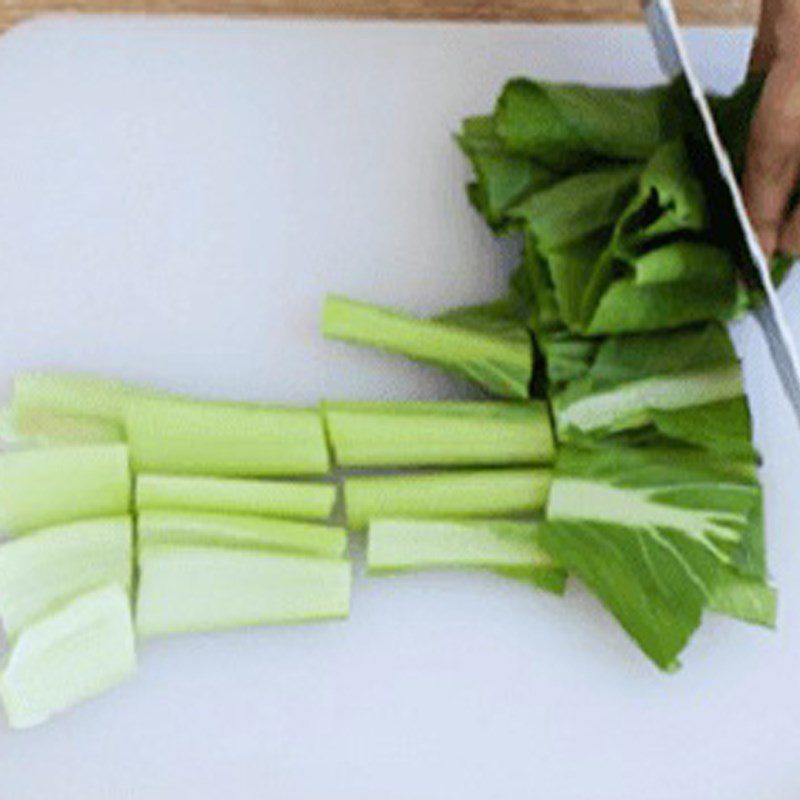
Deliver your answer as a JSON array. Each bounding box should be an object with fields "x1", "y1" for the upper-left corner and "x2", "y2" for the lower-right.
[
  {"x1": 136, "y1": 474, "x2": 336, "y2": 521},
  {"x1": 1, "y1": 410, "x2": 124, "y2": 446},
  {"x1": 367, "y1": 518, "x2": 561, "y2": 573},
  {"x1": 323, "y1": 401, "x2": 554, "y2": 468},
  {"x1": 136, "y1": 545, "x2": 351, "y2": 637},
  {"x1": 344, "y1": 469, "x2": 551, "y2": 531},
  {"x1": 125, "y1": 396, "x2": 330, "y2": 477},
  {"x1": 0, "y1": 584, "x2": 136, "y2": 729},
  {"x1": 0, "y1": 445, "x2": 131, "y2": 536},
  {"x1": 138, "y1": 511, "x2": 347, "y2": 558},
  {"x1": 322, "y1": 295, "x2": 532, "y2": 399},
  {"x1": 0, "y1": 517, "x2": 133, "y2": 641},
  {"x1": 3, "y1": 374, "x2": 134, "y2": 445},
  {"x1": 12, "y1": 373, "x2": 132, "y2": 421}
]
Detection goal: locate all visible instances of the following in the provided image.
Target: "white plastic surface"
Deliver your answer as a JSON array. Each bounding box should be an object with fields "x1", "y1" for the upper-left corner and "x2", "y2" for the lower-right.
[{"x1": 0, "y1": 16, "x2": 798, "y2": 800}]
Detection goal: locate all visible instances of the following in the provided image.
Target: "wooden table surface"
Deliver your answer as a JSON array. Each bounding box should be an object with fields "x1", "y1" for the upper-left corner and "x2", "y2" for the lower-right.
[{"x1": 0, "y1": 0, "x2": 759, "y2": 34}]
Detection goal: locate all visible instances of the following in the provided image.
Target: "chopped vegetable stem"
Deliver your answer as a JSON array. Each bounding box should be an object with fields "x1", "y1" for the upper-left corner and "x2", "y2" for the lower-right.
[
  {"x1": 324, "y1": 400, "x2": 554, "y2": 468},
  {"x1": 344, "y1": 469, "x2": 551, "y2": 531}
]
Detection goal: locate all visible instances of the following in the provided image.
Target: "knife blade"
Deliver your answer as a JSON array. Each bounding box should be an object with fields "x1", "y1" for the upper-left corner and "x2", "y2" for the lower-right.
[{"x1": 642, "y1": 0, "x2": 800, "y2": 423}]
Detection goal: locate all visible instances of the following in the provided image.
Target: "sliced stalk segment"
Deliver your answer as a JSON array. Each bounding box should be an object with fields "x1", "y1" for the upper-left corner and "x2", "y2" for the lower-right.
[
  {"x1": 125, "y1": 396, "x2": 330, "y2": 477},
  {"x1": 0, "y1": 445, "x2": 131, "y2": 536},
  {"x1": 12, "y1": 374, "x2": 132, "y2": 422},
  {"x1": 344, "y1": 469, "x2": 551, "y2": 531},
  {"x1": 323, "y1": 401, "x2": 554, "y2": 468},
  {"x1": 322, "y1": 295, "x2": 533, "y2": 399},
  {"x1": 1, "y1": 409, "x2": 124, "y2": 446},
  {"x1": 136, "y1": 474, "x2": 336, "y2": 521},
  {"x1": 367, "y1": 518, "x2": 560, "y2": 573},
  {"x1": 3, "y1": 374, "x2": 133, "y2": 445},
  {"x1": 136, "y1": 545, "x2": 351, "y2": 637},
  {"x1": 0, "y1": 517, "x2": 133, "y2": 641},
  {"x1": 0, "y1": 584, "x2": 136, "y2": 729},
  {"x1": 138, "y1": 511, "x2": 347, "y2": 558}
]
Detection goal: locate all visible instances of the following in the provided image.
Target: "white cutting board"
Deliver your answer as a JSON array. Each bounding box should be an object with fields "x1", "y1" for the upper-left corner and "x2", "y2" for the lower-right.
[{"x1": 0, "y1": 17, "x2": 798, "y2": 800}]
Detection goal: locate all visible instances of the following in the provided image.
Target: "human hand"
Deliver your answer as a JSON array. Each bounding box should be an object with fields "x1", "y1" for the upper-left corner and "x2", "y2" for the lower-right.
[{"x1": 743, "y1": 0, "x2": 800, "y2": 257}]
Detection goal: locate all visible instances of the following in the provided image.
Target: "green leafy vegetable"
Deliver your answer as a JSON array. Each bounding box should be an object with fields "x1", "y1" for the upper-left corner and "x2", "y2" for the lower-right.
[
  {"x1": 322, "y1": 295, "x2": 533, "y2": 399},
  {"x1": 509, "y1": 142, "x2": 737, "y2": 336},
  {"x1": 507, "y1": 165, "x2": 641, "y2": 250},
  {"x1": 460, "y1": 76, "x2": 793, "y2": 337},
  {"x1": 614, "y1": 138, "x2": 707, "y2": 251},
  {"x1": 493, "y1": 78, "x2": 667, "y2": 167},
  {"x1": 584, "y1": 243, "x2": 738, "y2": 335},
  {"x1": 541, "y1": 444, "x2": 772, "y2": 670},
  {"x1": 544, "y1": 517, "x2": 706, "y2": 671},
  {"x1": 549, "y1": 322, "x2": 754, "y2": 456},
  {"x1": 457, "y1": 115, "x2": 557, "y2": 230}
]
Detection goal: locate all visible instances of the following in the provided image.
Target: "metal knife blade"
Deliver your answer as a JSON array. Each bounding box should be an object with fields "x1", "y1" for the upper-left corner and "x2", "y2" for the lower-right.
[{"x1": 642, "y1": 0, "x2": 800, "y2": 423}]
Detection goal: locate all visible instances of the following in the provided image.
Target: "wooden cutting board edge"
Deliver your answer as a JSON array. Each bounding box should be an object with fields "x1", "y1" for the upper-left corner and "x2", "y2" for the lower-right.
[{"x1": 0, "y1": 0, "x2": 758, "y2": 35}]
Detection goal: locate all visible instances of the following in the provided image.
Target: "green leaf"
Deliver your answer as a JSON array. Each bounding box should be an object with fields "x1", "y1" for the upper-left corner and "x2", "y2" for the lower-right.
[
  {"x1": 615, "y1": 139, "x2": 707, "y2": 253},
  {"x1": 538, "y1": 329, "x2": 600, "y2": 388},
  {"x1": 456, "y1": 115, "x2": 557, "y2": 229},
  {"x1": 547, "y1": 445, "x2": 758, "y2": 560},
  {"x1": 507, "y1": 165, "x2": 640, "y2": 251},
  {"x1": 508, "y1": 236, "x2": 562, "y2": 336},
  {"x1": 551, "y1": 323, "x2": 751, "y2": 454},
  {"x1": 494, "y1": 79, "x2": 667, "y2": 168},
  {"x1": 709, "y1": 574, "x2": 776, "y2": 627},
  {"x1": 585, "y1": 243, "x2": 738, "y2": 334},
  {"x1": 461, "y1": 75, "x2": 795, "y2": 335},
  {"x1": 547, "y1": 233, "x2": 612, "y2": 329},
  {"x1": 648, "y1": 399, "x2": 757, "y2": 460},
  {"x1": 510, "y1": 172, "x2": 735, "y2": 338},
  {"x1": 541, "y1": 444, "x2": 770, "y2": 670},
  {"x1": 541, "y1": 518, "x2": 706, "y2": 671},
  {"x1": 658, "y1": 529, "x2": 775, "y2": 627}
]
